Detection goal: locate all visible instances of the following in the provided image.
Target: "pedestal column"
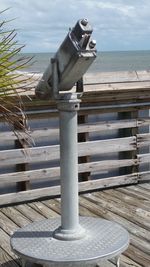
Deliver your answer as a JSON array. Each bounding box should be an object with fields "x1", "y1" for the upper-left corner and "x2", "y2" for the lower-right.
[{"x1": 54, "y1": 94, "x2": 85, "y2": 240}]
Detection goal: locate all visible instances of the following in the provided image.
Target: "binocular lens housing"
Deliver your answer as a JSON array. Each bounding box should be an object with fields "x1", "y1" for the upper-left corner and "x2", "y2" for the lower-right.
[{"x1": 35, "y1": 19, "x2": 96, "y2": 99}]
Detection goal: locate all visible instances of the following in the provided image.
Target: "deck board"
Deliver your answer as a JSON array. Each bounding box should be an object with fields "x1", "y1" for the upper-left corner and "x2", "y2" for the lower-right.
[
  {"x1": 28, "y1": 201, "x2": 60, "y2": 218},
  {"x1": 0, "y1": 247, "x2": 20, "y2": 267},
  {"x1": 0, "y1": 183, "x2": 149, "y2": 267}
]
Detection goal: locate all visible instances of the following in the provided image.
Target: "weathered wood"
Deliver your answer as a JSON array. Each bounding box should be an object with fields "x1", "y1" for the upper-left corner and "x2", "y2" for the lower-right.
[
  {"x1": 137, "y1": 117, "x2": 150, "y2": 127},
  {"x1": 0, "y1": 159, "x2": 136, "y2": 184},
  {"x1": 0, "y1": 128, "x2": 59, "y2": 141},
  {"x1": 7, "y1": 71, "x2": 150, "y2": 104},
  {"x1": 1, "y1": 70, "x2": 150, "y2": 206},
  {"x1": 14, "y1": 203, "x2": 44, "y2": 222},
  {"x1": 83, "y1": 193, "x2": 150, "y2": 233},
  {"x1": 5, "y1": 70, "x2": 150, "y2": 93},
  {"x1": 0, "y1": 166, "x2": 60, "y2": 184},
  {"x1": 139, "y1": 183, "x2": 150, "y2": 189},
  {"x1": 43, "y1": 199, "x2": 61, "y2": 214},
  {"x1": 79, "y1": 159, "x2": 137, "y2": 173},
  {"x1": 79, "y1": 173, "x2": 137, "y2": 192},
  {"x1": 0, "y1": 117, "x2": 150, "y2": 142},
  {"x1": 0, "y1": 213, "x2": 22, "y2": 265},
  {"x1": 14, "y1": 120, "x2": 30, "y2": 192},
  {"x1": 78, "y1": 102, "x2": 150, "y2": 114},
  {"x1": 0, "y1": 173, "x2": 138, "y2": 206},
  {"x1": 78, "y1": 136, "x2": 137, "y2": 157},
  {"x1": 111, "y1": 254, "x2": 142, "y2": 267},
  {"x1": 0, "y1": 182, "x2": 150, "y2": 267},
  {"x1": 80, "y1": 192, "x2": 150, "y2": 266},
  {"x1": 1, "y1": 100, "x2": 150, "y2": 122},
  {"x1": 84, "y1": 70, "x2": 150, "y2": 84},
  {"x1": 82, "y1": 91, "x2": 150, "y2": 105},
  {"x1": 78, "y1": 114, "x2": 91, "y2": 181},
  {"x1": 126, "y1": 184, "x2": 150, "y2": 197},
  {"x1": 0, "y1": 186, "x2": 60, "y2": 206},
  {"x1": 0, "y1": 247, "x2": 20, "y2": 267},
  {"x1": 105, "y1": 188, "x2": 150, "y2": 213},
  {"x1": 79, "y1": 203, "x2": 97, "y2": 217},
  {"x1": 138, "y1": 153, "x2": 150, "y2": 164},
  {"x1": 0, "y1": 144, "x2": 60, "y2": 166},
  {"x1": 1, "y1": 117, "x2": 150, "y2": 143},
  {"x1": 1, "y1": 207, "x2": 31, "y2": 227},
  {"x1": 119, "y1": 111, "x2": 138, "y2": 175},
  {"x1": 0, "y1": 119, "x2": 138, "y2": 142},
  {"x1": 78, "y1": 119, "x2": 137, "y2": 132},
  {"x1": 83, "y1": 81, "x2": 150, "y2": 93},
  {"x1": 0, "y1": 211, "x2": 18, "y2": 235},
  {"x1": 92, "y1": 192, "x2": 150, "y2": 230},
  {"x1": 0, "y1": 136, "x2": 136, "y2": 167},
  {"x1": 28, "y1": 202, "x2": 59, "y2": 218},
  {"x1": 124, "y1": 244, "x2": 150, "y2": 267},
  {"x1": 117, "y1": 187, "x2": 150, "y2": 201},
  {"x1": 0, "y1": 228, "x2": 18, "y2": 261},
  {"x1": 137, "y1": 133, "x2": 150, "y2": 147}
]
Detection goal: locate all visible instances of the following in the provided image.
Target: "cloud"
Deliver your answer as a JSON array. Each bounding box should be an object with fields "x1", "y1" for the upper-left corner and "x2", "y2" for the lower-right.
[{"x1": 0, "y1": 0, "x2": 150, "y2": 52}]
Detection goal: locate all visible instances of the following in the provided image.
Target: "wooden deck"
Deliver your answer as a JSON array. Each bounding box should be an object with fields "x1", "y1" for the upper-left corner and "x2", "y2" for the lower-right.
[{"x1": 0, "y1": 183, "x2": 150, "y2": 267}]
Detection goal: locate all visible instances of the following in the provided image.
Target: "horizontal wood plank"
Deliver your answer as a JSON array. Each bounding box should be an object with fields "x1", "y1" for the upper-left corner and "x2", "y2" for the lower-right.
[
  {"x1": 0, "y1": 158, "x2": 136, "y2": 184},
  {"x1": 138, "y1": 153, "x2": 150, "y2": 164},
  {"x1": 139, "y1": 171, "x2": 150, "y2": 182},
  {"x1": 0, "y1": 173, "x2": 137, "y2": 206},
  {"x1": 1, "y1": 117, "x2": 150, "y2": 143},
  {"x1": 0, "y1": 119, "x2": 137, "y2": 142},
  {"x1": 0, "y1": 136, "x2": 136, "y2": 167},
  {"x1": 84, "y1": 70, "x2": 150, "y2": 84},
  {"x1": 137, "y1": 133, "x2": 150, "y2": 147}
]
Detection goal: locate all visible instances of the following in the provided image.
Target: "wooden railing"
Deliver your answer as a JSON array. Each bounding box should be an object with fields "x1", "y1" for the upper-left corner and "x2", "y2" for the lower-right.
[{"x1": 0, "y1": 70, "x2": 150, "y2": 206}]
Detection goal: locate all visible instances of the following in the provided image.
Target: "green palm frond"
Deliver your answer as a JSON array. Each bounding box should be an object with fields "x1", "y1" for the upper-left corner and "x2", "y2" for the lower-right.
[{"x1": 0, "y1": 11, "x2": 34, "y2": 145}]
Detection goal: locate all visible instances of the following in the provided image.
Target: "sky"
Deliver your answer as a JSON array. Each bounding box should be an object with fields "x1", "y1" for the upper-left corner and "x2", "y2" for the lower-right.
[{"x1": 1, "y1": 0, "x2": 150, "y2": 53}]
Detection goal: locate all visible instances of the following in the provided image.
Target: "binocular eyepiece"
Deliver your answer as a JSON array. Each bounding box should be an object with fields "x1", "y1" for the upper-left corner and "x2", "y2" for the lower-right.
[{"x1": 35, "y1": 19, "x2": 96, "y2": 99}]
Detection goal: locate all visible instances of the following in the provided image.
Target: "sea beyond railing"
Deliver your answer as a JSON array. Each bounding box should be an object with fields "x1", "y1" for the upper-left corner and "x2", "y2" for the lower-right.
[{"x1": 18, "y1": 50, "x2": 150, "y2": 74}]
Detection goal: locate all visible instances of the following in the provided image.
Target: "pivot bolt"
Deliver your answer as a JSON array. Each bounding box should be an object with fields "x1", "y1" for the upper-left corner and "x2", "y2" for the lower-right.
[
  {"x1": 89, "y1": 39, "x2": 96, "y2": 48},
  {"x1": 81, "y1": 18, "x2": 88, "y2": 26}
]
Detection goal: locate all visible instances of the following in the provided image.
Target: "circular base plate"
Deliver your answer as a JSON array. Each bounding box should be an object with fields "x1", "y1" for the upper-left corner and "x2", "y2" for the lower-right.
[{"x1": 11, "y1": 217, "x2": 129, "y2": 265}]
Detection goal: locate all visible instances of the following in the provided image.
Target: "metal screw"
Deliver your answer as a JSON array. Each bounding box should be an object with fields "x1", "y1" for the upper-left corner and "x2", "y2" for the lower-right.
[
  {"x1": 81, "y1": 18, "x2": 88, "y2": 26},
  {"x1": 89, "y1": 39, "x2": 96, "y2": 48}
]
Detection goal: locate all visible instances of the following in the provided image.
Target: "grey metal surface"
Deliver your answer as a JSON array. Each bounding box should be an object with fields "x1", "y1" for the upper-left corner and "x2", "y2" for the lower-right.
[
  {"x1": 11, "y1": 217, "x2": 129, "y2": 265},
  {"x1": 35, "y1": 19, "x2": 96, "y2": 100},
  {"x1": 54, "y1": 97, "x2": 85, "y2": 241}
]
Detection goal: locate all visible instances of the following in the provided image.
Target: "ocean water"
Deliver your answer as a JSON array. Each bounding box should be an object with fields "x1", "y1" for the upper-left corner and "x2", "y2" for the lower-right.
[{"x1": 21, "y1": 50, "x2": 150, "y2": 74}]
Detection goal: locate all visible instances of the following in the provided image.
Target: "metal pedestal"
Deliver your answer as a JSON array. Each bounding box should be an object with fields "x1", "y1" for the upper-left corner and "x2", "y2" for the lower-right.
[
  {"x1": 11, "y1": 217, "x2": 129, "y2": 267},
  {"x1": 10, "y1": 93, "x2": 129, "y2": 267}
]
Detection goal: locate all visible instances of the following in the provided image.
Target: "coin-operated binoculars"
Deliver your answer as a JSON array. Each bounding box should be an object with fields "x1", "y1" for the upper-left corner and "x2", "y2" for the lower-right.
[
  {"x1": 36, "y1": 18, "x2": 97, "y2": 240},
  {"x1": 11, "y1": 19, "x2": 129, "y2": 267}
]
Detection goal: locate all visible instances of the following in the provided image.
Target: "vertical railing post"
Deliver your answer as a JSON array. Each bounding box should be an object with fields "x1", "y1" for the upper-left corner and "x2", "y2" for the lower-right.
[
  {"x1": 78, "y1": 114, "x2": 91, "y2": 181},
  {"x1": 119, "y1": 110, "x2": 139, "y2": 176},
  {"x1": 14, "y1": 120, "x2": 30, "y2": 191}
]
